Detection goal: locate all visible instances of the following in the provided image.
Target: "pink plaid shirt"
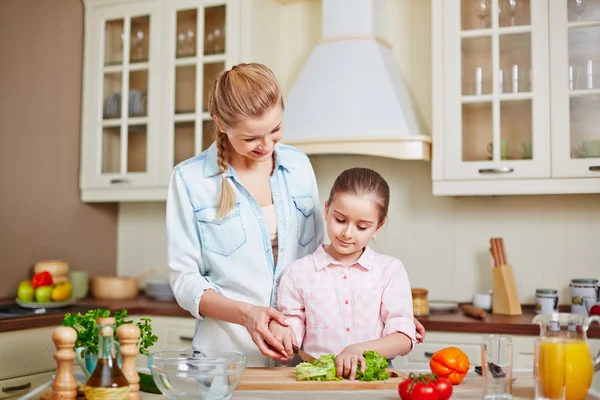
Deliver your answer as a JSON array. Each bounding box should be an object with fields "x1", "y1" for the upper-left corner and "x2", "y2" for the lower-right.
[{"x1": 276, "y1": 245, "x2": 416, "y2": 358}]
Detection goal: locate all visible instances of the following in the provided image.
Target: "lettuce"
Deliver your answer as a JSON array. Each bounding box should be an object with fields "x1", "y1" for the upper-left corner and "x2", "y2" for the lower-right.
[{"x1": 295, "y1": 350, "x2": 389, "y2": 382}]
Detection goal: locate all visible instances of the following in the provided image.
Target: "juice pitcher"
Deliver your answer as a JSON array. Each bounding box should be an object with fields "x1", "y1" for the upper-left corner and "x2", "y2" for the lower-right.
[{"x1": 532, "y1": 313, "x2": 600, "y2": 400}]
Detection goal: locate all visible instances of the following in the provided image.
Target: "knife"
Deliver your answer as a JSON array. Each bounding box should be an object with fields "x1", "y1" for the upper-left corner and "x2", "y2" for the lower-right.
[{"x1": 292, "y1": 344, "x2": 318, "y2": 363}]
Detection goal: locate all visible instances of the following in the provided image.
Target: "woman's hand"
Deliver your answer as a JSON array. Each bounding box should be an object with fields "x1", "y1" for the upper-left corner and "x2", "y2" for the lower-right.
[
  {"x1": 268, "y1": 320, "x2": 297, "y2": 358},
  {"x1": 414, "y1": 317, "x2": 426, "y2": 343},
  {"x1": 243, "y1": 305, "x2": 289, "y2": 360},
  {"x1": 336, "y1": 344, "x2": 366, "y2": 381}
]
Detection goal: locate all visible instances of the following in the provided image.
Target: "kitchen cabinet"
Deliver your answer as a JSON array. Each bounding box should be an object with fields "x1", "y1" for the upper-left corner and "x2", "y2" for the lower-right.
[
  {"x1": 80, "y1": 0, "x2": 281, "y2": 202},
  {"x1": 432, "y1": 0, "x2": 600, "y2": 196}
]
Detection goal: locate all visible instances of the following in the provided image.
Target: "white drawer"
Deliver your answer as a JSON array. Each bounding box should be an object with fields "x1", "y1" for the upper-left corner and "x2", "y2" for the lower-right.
[
  {"x1": 0, "y1": 371, "x2": 53, "y2": 399},
  {"x1": 0, "y1": 327, "x2": 58, "y2": 380}
]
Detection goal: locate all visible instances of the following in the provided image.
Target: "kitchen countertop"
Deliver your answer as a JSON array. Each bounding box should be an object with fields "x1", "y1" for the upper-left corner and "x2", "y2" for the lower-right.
[{"x1": 1, "y1": 294, "x2": 599, "y2": 338}]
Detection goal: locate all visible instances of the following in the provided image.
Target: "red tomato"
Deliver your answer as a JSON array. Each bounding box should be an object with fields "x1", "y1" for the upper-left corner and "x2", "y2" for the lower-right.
[
  {"x1": 410, "y1": 382, "x2": 438, "y2": 400},
  {"x1": 398, "y1": 373, "x2": 452, "y2": 400},
  {"x1": 432, "y1": 377, "x2": 453, "y2": 400}
]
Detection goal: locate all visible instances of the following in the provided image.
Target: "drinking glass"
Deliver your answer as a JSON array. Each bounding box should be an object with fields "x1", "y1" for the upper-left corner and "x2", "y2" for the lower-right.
[
  {"x1": 482, "y1": 334, "x2": 513, "y2": 400},
  {"x1": 534, "y1": 337, "x2": 566, "y2": 400}
]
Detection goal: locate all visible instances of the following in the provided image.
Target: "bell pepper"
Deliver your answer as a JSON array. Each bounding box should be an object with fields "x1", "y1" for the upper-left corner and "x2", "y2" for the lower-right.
[
  {"x1": 31, "y1": 271, "x2": 53, "y2": 289},
  {"x1": 429, "y1": 347, "x2": 470, "y2": 385}
]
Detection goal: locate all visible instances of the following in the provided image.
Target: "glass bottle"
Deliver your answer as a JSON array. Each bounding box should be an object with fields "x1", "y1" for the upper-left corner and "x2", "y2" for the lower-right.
[
  {"x1": 411, "y1": 288, "x2": 430, "y2": 317},
  {"x1": 84, "y1": 317, "x2": 130, "y2": 400}
]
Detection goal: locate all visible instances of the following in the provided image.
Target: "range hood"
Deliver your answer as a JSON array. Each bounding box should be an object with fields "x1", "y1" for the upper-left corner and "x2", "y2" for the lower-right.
[{"x1": 282, "y1": 0, "x2": 431, "y2": 161}]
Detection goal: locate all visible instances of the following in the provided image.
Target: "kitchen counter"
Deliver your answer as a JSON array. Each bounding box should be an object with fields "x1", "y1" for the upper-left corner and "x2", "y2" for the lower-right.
[{"x1": 1, "y1": 294, "x2": 599, "y2": 338}]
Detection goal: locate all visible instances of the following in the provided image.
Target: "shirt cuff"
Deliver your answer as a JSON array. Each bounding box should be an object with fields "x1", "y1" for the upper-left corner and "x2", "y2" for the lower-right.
[{"x1": 383, "y1": 317, "x2": 417, "y2": 344}]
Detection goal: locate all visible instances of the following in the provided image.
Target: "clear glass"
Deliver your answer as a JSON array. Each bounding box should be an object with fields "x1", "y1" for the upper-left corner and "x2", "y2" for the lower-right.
[
  {"x1": 499, "y1": 33, "x2": 532, "y2": 94},
  {"x1": 569, "y1": 94, "x2": 600, "y2": 159},
  {"x1": 462, "y1": 37, "x2": 493, "y2": 95},
  {"x1": 104, "y1": 19, "x2": 124, "y2": 66},
  {"x1": 103, "y1": 73, "x2": 122, "y2": 120},
  {"x1": 202, "y1": 120, "x2": 215, "y2": 151},
  {"x1": 500, "y1": 100, "x2": 532, "y2": 160},
  {"x1": 204, "y1": 5, "x2": 226, "y2": 55},
  {"x1": 102, "y1": 127, "x2": 121, "y2": 174},
  {"x1": 568, "y1": 0, "x2": 600, "y2": 22},
  {"x1": 129, "y1": 70, "x2": 148, "y2": 117},
  {"x1": 462, "y1": 102, "x2": 493, "y2": 161},
  {"x1": 175, "y1": 66, "x2": 196, "y2": 114},
  {"x1": 202, "y1": 62, "x2": 225, "y2": 112},
  {"x1": 568, "y1": 26, "x2": 600, "y2": 91},
  {"x1": 534, "y1": 337, "x2": 566, "y2": 400},
  {"x1": 498, "y1": 0, "x2": 531, "y2": 27},
  {"x1": 176, "y1": 9, "x2": 197, "y2": 58},
  {"x1": 148, "y1": 349, "x2": 247, "y2": 400},
  {"x1": 462, "y1": 0, "x2": 492, "y2": 30},
  {"x1": 130, "y1": 16, "x2": 150, "y2": 63},
  {"x1": 127, "y1": 125, "x2": 147, "y2": 173},
  {"x1": 482, "y1": 335, "x2": 513, "y2": 399},
  {"x1": 174, "y1": 121, "x2": 195, "y2": 165}
]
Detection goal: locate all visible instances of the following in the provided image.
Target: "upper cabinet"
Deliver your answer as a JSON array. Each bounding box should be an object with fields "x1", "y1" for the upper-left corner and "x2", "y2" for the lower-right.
[
  {"x1": 432, "y1": 0, "x2": 600, "y2": 195},
  {"x1": 80, "y1": 0, "x2": 280, "y2": 202}
]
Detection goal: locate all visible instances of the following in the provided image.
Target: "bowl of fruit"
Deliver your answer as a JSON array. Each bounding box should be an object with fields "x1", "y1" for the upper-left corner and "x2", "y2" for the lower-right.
[{"x1": 16, "y1": 261, "x2": 74, "y2": 308}]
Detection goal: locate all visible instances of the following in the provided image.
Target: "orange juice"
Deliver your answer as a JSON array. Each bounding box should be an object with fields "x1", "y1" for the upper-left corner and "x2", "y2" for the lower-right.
[{"x1": 538, "y1": 339, "x2": 593, "y2": 400}]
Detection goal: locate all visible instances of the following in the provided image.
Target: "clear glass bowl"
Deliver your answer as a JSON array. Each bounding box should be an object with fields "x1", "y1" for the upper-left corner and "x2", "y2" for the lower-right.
[{"x1": 148, "y1": 349, "x2": 247, "y2": 400}]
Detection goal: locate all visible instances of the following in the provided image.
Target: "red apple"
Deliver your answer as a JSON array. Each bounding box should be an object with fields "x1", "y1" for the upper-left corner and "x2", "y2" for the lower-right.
[{"x1": 590, "y1": 304, "x2": 600, "y2": 316}]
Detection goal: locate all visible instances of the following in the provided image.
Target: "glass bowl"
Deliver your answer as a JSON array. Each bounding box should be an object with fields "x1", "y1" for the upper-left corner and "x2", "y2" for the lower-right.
[{"x1": 148, "y1": 349, "x2": 247, "y2": 400}]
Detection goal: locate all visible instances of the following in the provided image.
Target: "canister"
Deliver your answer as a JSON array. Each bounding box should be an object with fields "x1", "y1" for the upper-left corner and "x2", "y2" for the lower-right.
[
  {"x1": 535, "y1": 289, "x2": 558, "y2": 314},
  {"x1": 570, "y1": 278, "x2": 599, "y2": 315},
  {"x1": 411, "y1": 288, "x2": 429, "y2": 317}
]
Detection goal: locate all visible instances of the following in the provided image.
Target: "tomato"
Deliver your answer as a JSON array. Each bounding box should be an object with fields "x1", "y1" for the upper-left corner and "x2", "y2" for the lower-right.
[
  {"x1": 410, "y1": 382, "x2": 437, "y2": 400},
  {"x1": 398, "y1": 373, "x2": 453, "y2": 400},
  {"x1": 432, "y1": 377, "x2": 453, "y2": 400},
  {"x1": 429, "y1": 347, "x2": 470, "y2": 385}
]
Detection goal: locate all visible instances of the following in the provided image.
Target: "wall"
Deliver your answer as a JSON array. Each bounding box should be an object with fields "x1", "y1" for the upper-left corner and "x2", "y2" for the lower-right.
[
  {"x1": 0, "y1": 0, "x2": 118, "y2": 298},
  {"x1": 117, "y1": 1, "x2": 600, "y2": 304}
]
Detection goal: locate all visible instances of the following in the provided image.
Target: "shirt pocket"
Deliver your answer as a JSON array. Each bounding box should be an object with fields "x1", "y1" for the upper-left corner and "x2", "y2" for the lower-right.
[
  {"x1": 304, "y1": 290, "x2": 339, "y2": 329},
  {"x1": 355, "y1": 287, "x2": 384, "y2": 328},
  {"x1": 292, "y1": 196, "x2": 316, "y2": 247},
  {"x1": 196, "y1": 204, "x2": 247, "y2": 257}
]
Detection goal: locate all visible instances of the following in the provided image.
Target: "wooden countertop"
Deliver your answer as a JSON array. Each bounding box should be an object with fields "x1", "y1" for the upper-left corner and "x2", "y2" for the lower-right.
[{"x1": 1, "y1": 295, "x2": 599, "y2": 338}]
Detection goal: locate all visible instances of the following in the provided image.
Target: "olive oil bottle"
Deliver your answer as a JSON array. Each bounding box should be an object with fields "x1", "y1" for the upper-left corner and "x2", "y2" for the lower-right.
[{"x1": 84, "y1": 317, "x2": 130, "y2": 400}]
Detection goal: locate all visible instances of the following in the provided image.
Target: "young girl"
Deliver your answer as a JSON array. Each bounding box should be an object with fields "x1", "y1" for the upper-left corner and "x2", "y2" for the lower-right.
[{"x1": 270, "y1": 167, "x2": 417, "y2": 380}]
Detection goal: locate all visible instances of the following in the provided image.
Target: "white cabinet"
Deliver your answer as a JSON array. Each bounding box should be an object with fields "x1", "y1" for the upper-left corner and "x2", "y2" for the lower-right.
[
  {"x1": 80, "y1": 0, "x2": 281, "y2": 202},
  {"x1": 432, "y1": 0, "x2": 600, "y2": 196}
]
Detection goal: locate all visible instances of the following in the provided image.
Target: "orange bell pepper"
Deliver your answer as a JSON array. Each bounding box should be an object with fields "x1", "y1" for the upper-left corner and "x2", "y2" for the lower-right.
[{"x1": 429, "y1": 347, "x2": 470, "y2": 385}]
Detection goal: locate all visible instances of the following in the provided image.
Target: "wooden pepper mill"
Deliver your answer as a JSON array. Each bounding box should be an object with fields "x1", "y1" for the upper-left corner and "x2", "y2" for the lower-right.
[
  {"x1": 117, "y1": 323, "x2": 141, "y2": 400},
  {"x1": 51, "y1": 326, "x2": 78, "y2": 399}
]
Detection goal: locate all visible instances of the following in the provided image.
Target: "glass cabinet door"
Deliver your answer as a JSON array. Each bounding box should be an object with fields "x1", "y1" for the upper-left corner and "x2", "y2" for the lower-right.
[
  {"x1": 550, "y1": 0, "x2": 600, "y2": 178},
  {"x1": 165, "y1": 0, "x2": 236, "y2": 173},
  {"x1": 84, "y1": 1, "x2": 161, "y2": 189},
  {"x1": 444, "y1": 0, "x2": 550, "y2": 180}
]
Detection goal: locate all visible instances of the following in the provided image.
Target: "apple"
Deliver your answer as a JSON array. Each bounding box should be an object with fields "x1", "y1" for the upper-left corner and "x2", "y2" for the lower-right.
[
  {"x1": 35, "y1": 285, "x2": 53, "y2": 303},
  {"x1": 17, "y1": 282, "x2": 34, "y2": 302},
  {"x1": 590, "y1": 304, "x2": 600, "y2": 316}
]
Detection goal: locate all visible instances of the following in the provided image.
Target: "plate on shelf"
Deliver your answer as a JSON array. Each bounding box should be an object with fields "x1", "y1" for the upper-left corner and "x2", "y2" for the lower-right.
[
  {"x1": 429, "y1": 300, "x2": 459, "y2": 313},
  {"x1": 15, "y1": 297, "x2": 75, "y2": 309}
]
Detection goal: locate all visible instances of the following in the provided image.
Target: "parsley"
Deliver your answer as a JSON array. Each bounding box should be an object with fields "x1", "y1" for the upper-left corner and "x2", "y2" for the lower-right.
[{"x1": 62, "y1": 308, "x2": 158, "y2": 356}]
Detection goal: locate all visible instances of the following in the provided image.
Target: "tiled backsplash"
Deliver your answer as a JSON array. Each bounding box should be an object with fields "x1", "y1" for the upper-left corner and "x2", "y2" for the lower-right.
[{"x1": 118, "y1": 156, "x2": 600, "y2": 305}]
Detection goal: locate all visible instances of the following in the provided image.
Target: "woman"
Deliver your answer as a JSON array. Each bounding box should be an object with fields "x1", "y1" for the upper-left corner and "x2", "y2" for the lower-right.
[{"x1": 166, "y1": 63, "x2": 424, "y2": 367}]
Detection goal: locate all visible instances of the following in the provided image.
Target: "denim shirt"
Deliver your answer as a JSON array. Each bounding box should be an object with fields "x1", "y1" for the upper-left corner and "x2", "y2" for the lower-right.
[{"x1": 166, "y1": 142, "x2": 324, "y2": 367}]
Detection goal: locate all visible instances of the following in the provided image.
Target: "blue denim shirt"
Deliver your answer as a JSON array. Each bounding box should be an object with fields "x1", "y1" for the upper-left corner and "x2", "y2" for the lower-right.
[{"x1": 166, "y1": 142, "x2": 323, "y2": 366}]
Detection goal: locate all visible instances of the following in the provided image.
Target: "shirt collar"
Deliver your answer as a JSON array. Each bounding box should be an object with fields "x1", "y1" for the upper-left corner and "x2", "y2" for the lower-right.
[
  {"x1": 313, "y1": 245, "x2": 375, "y2": 271},
  {"x1": 203, "y1": 142, "x2": 293, "y2": 178}
]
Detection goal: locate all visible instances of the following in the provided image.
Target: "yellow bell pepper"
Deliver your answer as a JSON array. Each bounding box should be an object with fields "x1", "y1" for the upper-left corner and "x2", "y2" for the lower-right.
[{"x1": 51, "y1": 281, "x2": 73, "y2": 302}]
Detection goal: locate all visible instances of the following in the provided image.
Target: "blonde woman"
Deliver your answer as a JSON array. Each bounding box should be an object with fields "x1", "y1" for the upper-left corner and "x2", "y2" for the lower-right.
[{"x1": 166, "y1": 63, "x2": 425, "y2": 367}]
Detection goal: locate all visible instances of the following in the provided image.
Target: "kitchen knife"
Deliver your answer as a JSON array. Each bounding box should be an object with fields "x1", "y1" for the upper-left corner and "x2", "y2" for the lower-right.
[{"x1": 292, "y1": 344, "x2": 317, "y2": 363}]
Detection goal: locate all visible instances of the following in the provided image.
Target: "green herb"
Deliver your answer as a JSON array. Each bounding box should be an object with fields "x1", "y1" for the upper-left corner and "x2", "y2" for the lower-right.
[
  {"x1": 62, "y1": 308, "x2": 158, "y2": 356},
  {"x1": 295, "y1": 350, "x2": 389, "y2": 382}
]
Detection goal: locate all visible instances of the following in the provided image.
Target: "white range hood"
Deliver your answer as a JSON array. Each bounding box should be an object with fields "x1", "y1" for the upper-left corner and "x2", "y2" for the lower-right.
[{"x1": 282, "y1": 0, "x2": 431, "y2": 161}]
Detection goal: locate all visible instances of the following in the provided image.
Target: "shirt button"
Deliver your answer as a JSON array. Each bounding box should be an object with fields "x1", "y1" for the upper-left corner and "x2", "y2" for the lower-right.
[
  {"x1": 267, "y1": 249, "x2": 270, "y2": 253},
  {"x1": 343, "y1": 275, "x2": 347, "y2": 280},
  {"x1": 346, "y1": 327, "x2": 350, "y2": 332},
  {"x1": 345, "y1": 300, "x2": 349, "y2": 305}
]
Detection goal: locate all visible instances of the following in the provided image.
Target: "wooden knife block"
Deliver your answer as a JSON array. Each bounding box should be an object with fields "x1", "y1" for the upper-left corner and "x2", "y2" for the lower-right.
[{"x1": 492, "y1": 264, "x2": 522, "y2": 316}]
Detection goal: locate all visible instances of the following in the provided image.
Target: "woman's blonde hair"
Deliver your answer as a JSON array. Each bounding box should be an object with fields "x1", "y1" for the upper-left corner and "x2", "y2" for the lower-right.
[{"x1": 207, "y1": 63, "x2": 284, "y2": 219}]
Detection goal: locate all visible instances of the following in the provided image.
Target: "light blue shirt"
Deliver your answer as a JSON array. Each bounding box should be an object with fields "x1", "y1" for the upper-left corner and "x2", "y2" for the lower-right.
[{"x1": 166, "y1": 142, "x2": 324, "y2": 366}]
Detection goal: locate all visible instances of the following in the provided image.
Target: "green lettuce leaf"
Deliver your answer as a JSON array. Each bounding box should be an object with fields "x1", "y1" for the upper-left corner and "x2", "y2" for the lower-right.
[
  {"x1": 295, "y1": 350, "x2": 389, "y2": 382},
  {"x1": 355, "y1": 350, "x2": 390, "y2": 381}
]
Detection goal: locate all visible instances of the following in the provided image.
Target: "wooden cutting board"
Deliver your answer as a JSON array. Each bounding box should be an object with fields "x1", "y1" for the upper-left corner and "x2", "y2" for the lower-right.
[{"x1": 237, "y1": 367, "x2": 408, "y2": 391}]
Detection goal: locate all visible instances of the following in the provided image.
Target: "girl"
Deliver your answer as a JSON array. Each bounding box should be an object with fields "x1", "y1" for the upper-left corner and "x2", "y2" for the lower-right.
[{"x1": 270, "y1": 167, "x2": 417, "y2": 379}]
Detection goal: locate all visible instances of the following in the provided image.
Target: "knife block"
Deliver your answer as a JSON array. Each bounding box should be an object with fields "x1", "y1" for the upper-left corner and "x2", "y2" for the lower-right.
[{"x1": 492, "y1": 264, "x2": 522, "y2": 316}]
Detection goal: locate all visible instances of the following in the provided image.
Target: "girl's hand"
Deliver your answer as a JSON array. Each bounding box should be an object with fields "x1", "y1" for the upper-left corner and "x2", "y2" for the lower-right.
[
  {"x1": 336, "y1": 344, "x2": 366, "y2": 380},
  {"x1": 243, "y1": 305, "x2": 289, "y2": 359},
  {"x1": 268, "y1": 320, "x2": 297, "y2": 358},
  {"x1": 414, "y1": 317, "x2": 426, "y2": 343}
]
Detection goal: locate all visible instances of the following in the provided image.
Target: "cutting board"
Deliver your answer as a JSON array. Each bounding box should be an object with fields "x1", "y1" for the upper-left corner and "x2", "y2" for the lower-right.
[{"x1": 237, "y1": 367, "x2": 408, "y2": 391}]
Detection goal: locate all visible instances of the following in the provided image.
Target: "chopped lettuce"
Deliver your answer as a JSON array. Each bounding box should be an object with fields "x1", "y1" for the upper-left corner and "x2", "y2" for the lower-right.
[{"x1": 295, "y1": 350, "x2": 389, "y2": 382}]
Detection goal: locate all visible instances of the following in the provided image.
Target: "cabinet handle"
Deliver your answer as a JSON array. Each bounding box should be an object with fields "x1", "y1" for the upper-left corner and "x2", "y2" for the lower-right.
[
  {"x1": 110, "y1": 178, "x2": 130, "y2": 184},
  {"x1": 179, "y1": 336, "x2": 193, "y2": 342},
  {"x1": 589, "y1": 166, "x2": 600, "y2": 172},
  {"x1": 478, "y1": 167, "x2": 514, "y2": 174},
  {"x1": 2, "y1": 382, "x2": 31, "y2": 393},
  {"x1": 424, "y1": 352, "x2": 434, "y2": 359}
]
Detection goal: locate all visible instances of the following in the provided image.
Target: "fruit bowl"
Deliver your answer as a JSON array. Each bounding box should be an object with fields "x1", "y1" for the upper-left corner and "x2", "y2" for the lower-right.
[
  {"x1": 148, "y1": 349, "x2": 246, "y2": 400},
  {"x1": 15, "y1": 297, "x2": 75, "y2": 309}
]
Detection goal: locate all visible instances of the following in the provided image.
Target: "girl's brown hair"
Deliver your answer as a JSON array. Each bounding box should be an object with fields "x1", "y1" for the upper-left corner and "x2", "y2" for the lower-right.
[
  {"x1": 207, "y1": 63, "x2": 284, "y2": 218},
  {"x1": 328, "y1": 167, "x2": 390, "y2": 224}
]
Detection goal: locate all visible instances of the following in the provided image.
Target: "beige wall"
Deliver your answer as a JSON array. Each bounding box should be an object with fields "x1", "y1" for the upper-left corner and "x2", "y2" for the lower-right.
[{"x1": 0, "y1": 0, "x2": 118, "y2": 298}]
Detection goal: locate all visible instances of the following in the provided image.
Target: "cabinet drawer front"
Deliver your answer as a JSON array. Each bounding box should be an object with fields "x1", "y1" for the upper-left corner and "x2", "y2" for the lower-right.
[
  {"x1": 0, "y1": 327, "x2": 57, "y2": 380},
  {"x1": 0, "y1": 371, "x2": 53, "y2": 399}
]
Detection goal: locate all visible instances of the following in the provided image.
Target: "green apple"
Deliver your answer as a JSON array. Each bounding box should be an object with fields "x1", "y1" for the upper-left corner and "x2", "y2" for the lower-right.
[
  {"x1": 17, "y1": 283, "x2": 34, "y2": 302},
  {"x1": 35, "y1": 285, "x2": 53, "y2": 303}
]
